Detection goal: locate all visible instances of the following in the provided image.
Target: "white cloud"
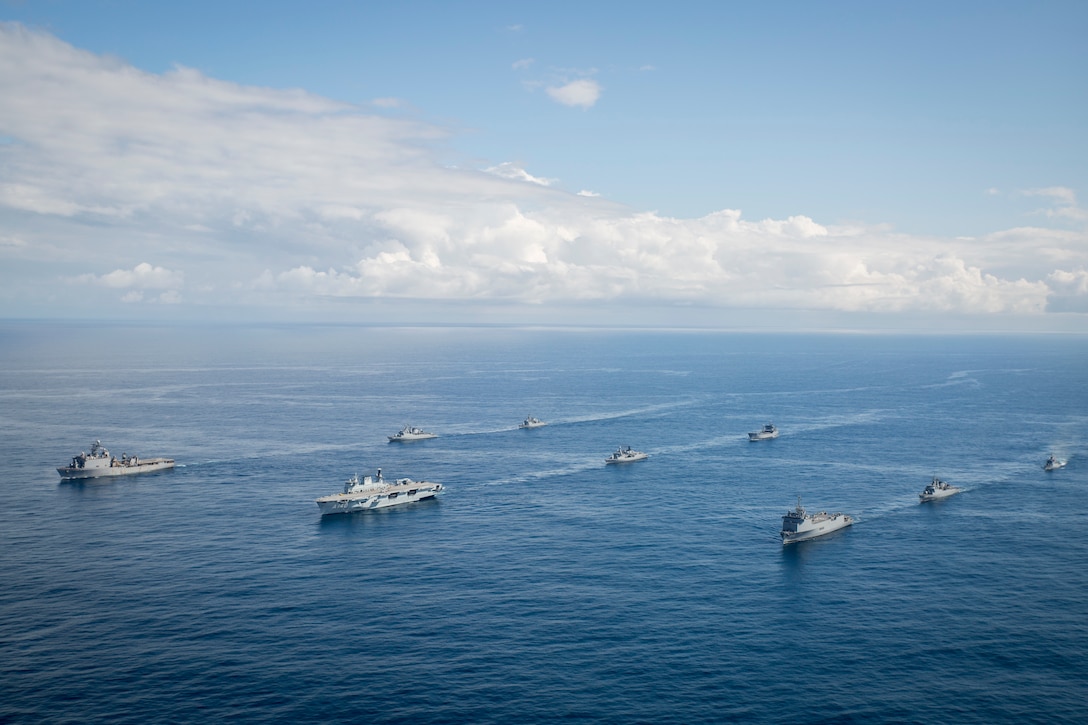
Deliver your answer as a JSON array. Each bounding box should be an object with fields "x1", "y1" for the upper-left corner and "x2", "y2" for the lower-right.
[
  {"x1": 577, "y1": 190, "x2": 600, "y2": 197},
  {"x1": 1022, "y1": 186, "x2": 1087, "y2": 222},
  {"x1": 546, "y1": 79, "x2": 601, "y2": 108},
  {"x1": 1046, "y1": 268, "x2": 1088, "y2": 312},
  {"x1": 79, "y1": 262, "x2": 184, "y2": 290},
  {"x1": 485, "y1": 162, "x2": 556, "y2": 186},
  {"x1": 0, "y1": 233, "x2": 27, "y2": 249},
  {"x1": 117, "y1": 287, "x2": 182, "y2": 305},
  {"x1": 512, "y1": 58, "x2": 534, "y2": 71},
  {"x1": 0, "y1": 23, "x2": 1084, "y2": 325},
  {"x1": 1024, "y1": 186, "x2": 1076, "y2": 205},
  {"x1": 250, "y1": 207, "x2": 1060, "y2": 315}
]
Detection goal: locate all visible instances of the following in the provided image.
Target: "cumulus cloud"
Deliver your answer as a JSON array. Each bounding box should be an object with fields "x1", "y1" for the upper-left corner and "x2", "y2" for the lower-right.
[
  {"x1": 546, "y1": 79, "x2": 601, "y2": 108},
  {"x1": 79, "y1": 262, "x2": 184, "y2": 290},
  {"x1": 255, "y1": 208, "x2": 1056, "y2": 315},
  {"x1": 0, "y1": 23, "x2": 1085, "y2": 325},
  {"x1": 77, "y1": 262, "x2": 184, "y2": 304},
  {"x1": 1046, "y1": 268, "x2": 1088, "y2": 312}
]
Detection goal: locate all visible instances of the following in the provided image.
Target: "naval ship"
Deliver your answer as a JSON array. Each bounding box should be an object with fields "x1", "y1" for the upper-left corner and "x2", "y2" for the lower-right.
[
  {"x1": 605, "y1": 446, "x2": 648, "y2": 464},
  {"x1": 388, "y1": 425, "x2": 438, "y2": 442},
  {"x1": 748, "y1": 423, "x2": 779, "y2": 441},
  {"x1": 919, "y1": 476, "x2": 962, "y2": 502},
  {"x1": 57, "y1": 440, "x2": 175, "y2": 479},
  {"x1": 780, "y1": 496, "x2": 853, "y2": 544},
  {"x1": 315, "y1": 469, "x2": 443, "y2": 515},
  {"x1": 1044, "y1": 455, "x2": 1067, "y2": 471}
]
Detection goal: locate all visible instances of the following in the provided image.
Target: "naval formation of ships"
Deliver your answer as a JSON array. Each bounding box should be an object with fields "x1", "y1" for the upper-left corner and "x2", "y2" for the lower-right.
[{"x1": 57, "y1": 419, "x2": 1070, "y2": 538}]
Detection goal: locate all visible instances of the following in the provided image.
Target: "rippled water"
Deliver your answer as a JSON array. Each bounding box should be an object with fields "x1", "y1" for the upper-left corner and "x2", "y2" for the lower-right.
[{"x1": 2, "y1": 323, "x2": 1086, "y2": 723}]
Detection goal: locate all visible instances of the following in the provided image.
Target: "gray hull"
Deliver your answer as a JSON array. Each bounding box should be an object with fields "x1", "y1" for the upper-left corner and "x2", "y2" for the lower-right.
[
  {"x1": 781, "y1": 514, "x2": 853, "y2": 544},
  {"x1": 317, "y1": 489, "x2": 440, "y2": 515},
  {"x1": 919, "y1": 488, "x2": 960, "y2": 502},
  {"x1": 317, "y1": 482, "x2": 443, "y2": 515},
  {"x1": 58, "y1": 458, "x2": 175, "y2": 479}
]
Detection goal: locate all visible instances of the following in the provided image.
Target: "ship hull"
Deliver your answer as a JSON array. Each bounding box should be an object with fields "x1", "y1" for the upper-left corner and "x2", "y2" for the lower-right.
[
  {"x1": 317, "y1": 488, "x2": 441, "y2": 515},
  {"x1": 781, "y1": 517, "x2": 852, "y2": 544},
  {"x1": 57, "y1": 459, "x2": 175, "y2": 480},
  {"x1": 606, "y1": 454, "x2": 647, "y2": 464},
  {"x1": 920, "y1": 488, "x2": 960, "y2": 502}
]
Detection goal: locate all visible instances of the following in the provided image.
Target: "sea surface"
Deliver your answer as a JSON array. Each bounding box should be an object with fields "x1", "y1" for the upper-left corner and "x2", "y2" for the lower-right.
[{"x1": 1, "y1": 322, "x2": 1087, "y2": 724}]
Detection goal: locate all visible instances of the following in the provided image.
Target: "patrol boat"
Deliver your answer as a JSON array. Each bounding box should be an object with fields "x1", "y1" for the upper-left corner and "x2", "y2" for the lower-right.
[
  {"x1": 1044, "y1": 455, "x2": 1067, "y2": 471},
  {"x1": 919, "y1": 476, "x2": 962, "y2": 502},
  {"x1": 749, "y1": 423, "x2": 779, "y2": 441},
  {"x1": 519, "y1": 415, "x2": 546, "y2": 429},
  {"x1": 57, "y1": 440, "x2": 175, "y2": 479},
  {"x1": 605, "y1": 446, "x2": 648, "y2": 464},
  {"x1": 388, "y1": 425, "x2": 438, "y2": 442},
  {"x1": 780, "y1": 496, "x2": 853, "y2": 544},
  {"x1": 316, "y1": 469, "x2": 443, "y2": 515}
]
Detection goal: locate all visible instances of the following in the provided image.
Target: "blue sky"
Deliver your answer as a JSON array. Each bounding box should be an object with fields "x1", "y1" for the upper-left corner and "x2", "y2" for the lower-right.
[{"x1": 1, "y1": 1, "x2": 1086, "y2": 329}]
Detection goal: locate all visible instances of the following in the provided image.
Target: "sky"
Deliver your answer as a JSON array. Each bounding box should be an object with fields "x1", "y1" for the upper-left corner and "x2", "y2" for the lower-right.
[{"x1": 0, "y1": 0, "x2": 1086, "y2": 330}]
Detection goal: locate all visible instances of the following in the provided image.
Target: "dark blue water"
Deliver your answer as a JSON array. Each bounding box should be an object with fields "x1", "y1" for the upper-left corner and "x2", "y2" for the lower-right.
[{"x1": 2, "y1": 323, "x2": 1086, "y2": 723}]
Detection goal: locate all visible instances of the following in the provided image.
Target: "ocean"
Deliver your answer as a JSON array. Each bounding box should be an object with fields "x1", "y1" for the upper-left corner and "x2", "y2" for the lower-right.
[{"x1": 1, "y1": 322, "x2": 1086, "y2": 723}]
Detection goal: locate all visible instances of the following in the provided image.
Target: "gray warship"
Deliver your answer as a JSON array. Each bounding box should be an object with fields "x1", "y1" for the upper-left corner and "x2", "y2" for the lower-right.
[{"x1": 58, "y1": 440, "x2": 175, "y2": 480}]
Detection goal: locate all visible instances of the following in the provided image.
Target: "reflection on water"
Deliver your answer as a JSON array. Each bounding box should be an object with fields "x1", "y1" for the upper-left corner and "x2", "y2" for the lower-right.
[{"x1": 316, "y1": 497, "x2": 443, "y2": 534}]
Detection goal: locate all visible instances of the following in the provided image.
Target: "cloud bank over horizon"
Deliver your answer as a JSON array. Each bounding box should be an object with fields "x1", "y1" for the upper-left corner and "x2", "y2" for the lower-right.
[{"x1": 1, "y1": 23, "x2": 1085, "y2": 326}]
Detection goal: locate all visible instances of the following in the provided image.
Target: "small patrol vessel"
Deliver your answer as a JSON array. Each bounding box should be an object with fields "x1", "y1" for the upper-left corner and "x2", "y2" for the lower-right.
[
  {"x1": 780, "y1": 496, "x2": 853, "y2": 544},
  {"x1": 519, "y1": 415, "x2": 546, "y2": 429},
  {"x1": 388, "y1": 425, "x2": 437, "y2": 442},
  {"x1": 605, "y1": 446, "x2": 648, "y2": 464},
  {"x1": 919, "y1": 476, "x2": 962, "y2": 502},
  {"x1": 57, "y1": 440, "x2": 175, "y2": 480},
  {"x1": 749, "y1": 423, "x2": 779, "y2": 441},
  {"x1": 315, "y1": 469, "x2": 443, "y2": 515},
  {"x1": 1044, "y1": 455, "x2": 1067, "y2": 471}
]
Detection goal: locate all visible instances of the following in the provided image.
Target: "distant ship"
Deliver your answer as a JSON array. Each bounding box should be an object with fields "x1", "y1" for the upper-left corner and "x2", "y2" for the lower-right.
[
  {"x1": 388, "y1": 425, "x2": 438, "y2": 442},
  {"x1": 519, "y1": 415, "x2": 546, "y2": 429},
  {"x1": 316, "y1": 469, "x2": 443, "y2": 515},
  {"x1": 919, "y1": 476, "x2": 962, "y2": 502},
  {"x1": 57, "y1": 440, "x2": 175, "y2": 479},
  {"x1": 780, "y1": 497, "x2": 853, "y2": 544},
  {"x1": 748, "y1": 423, "x2": 779, "y2": 441},
  {"x1": 1044, "y1": 455, "x2": 1067, "y2": 471},
  {"x1": 605, "y1": 446, "x2": 648, "y2": 464}
]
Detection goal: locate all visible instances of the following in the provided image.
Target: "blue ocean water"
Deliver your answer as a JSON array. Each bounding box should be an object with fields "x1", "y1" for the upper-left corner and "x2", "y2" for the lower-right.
[{"x1": 1, "y1": 323, "x2": 1087, "y2": 724}]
